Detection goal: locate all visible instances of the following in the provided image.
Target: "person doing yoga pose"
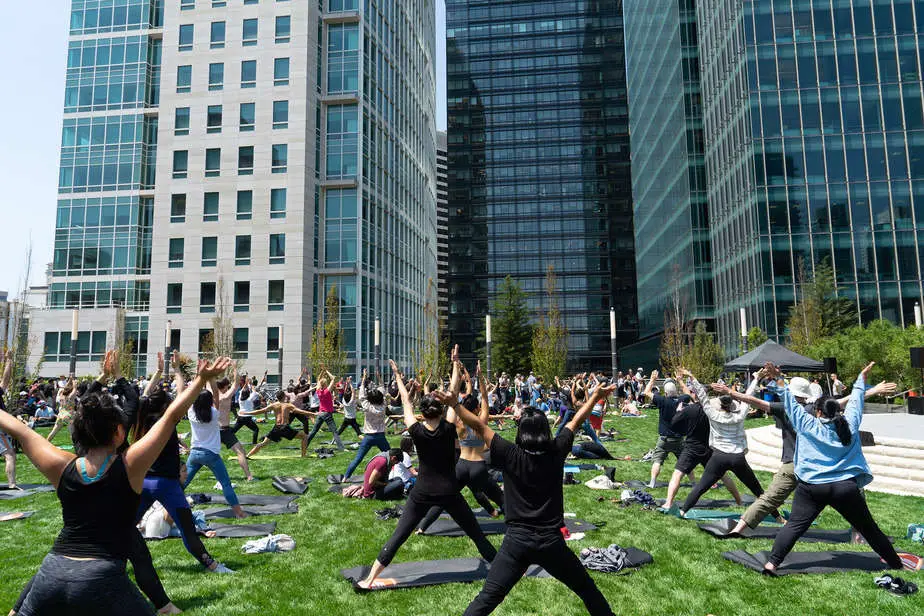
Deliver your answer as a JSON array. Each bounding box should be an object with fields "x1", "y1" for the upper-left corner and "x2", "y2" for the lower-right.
[
  {"x1": 211, "y1": 367, "x2": 254, "y2": 481},
  {"x1": 443, "y1": 355, "x2": 618, "y2": 616},
  {"x1": 336, "y1": 377, "x2": 362, "y2": 437},
  {"x1": 355, "y1": 351, "x2": 497, "y2": 590},
  {"x1": 245, "y1": 392, "x2": 314, "y2": 457},
  {"x1": 342, "y1": 369, "x2": 389, "y2": 479},
  {"x1": 302, "y1": 370, "x2": 345, "y2": 451},
  {"x1": 1, "y1": 356, "x2": 231, "y2": 615}
]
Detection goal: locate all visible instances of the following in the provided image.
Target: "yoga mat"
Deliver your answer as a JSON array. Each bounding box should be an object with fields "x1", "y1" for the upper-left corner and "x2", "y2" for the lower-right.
[
  {"x1": 422, "y1": 516, "x2": 597, "y2": 537},
  {"x1": 723, "y1": 549, "x2": 902, "y2": 575},
  {"x1": 698, "y1": 520, "x2": 886, "y2": 544},
  {"x1": 625, "y1": 480, "x2": 692, "y2": 490},
  {"x1": 202, "y1": 493, "x2": 299, "y2": 506},
  {"x1": 0, "y1": 485, "x2": 55, "y2": 500},
  {"x1": 148, "y1": 522, "x2": 277, "y2": 539},
  {"x1": 327, "y1": 474, "x2": 364, "y2": 485},
  {"x1": 657, "y1": 494, "x2": 756, "y2": 509},
  {"x1": 0, "y1": 511, "x2": 34, "y2": 522},
  {"x1": 200, "y1": 501, "x2": 298, "y2": 520},
  {"x1": 679, "y1": 509, "x2": 786, "y2": 522},
  {"x1": 341, "y1": 558, "x2": 550, "y2": 590},
  {"x1": 273, "y1": 476, "x2": 310, "y2": 494},
  {"x1": 233, "y1": 454, "x2": 303, "y2": 461}
]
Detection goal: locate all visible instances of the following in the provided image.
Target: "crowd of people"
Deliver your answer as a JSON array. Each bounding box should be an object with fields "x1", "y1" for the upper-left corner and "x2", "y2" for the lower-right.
[{"x1": 0, "y1": 343, "x2": 920, "y2": 614}]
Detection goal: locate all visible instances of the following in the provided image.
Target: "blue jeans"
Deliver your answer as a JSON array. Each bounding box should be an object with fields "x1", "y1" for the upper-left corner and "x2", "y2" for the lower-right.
[
  {"x1": 184, "y1": 447, "x2": 239, "y2": 506},
  {"x1": 555, "y1": 410, "x2": 603, "y2": 446},
  {"x1": 344, "y1": 432, "x2": 390, "y2": 478}
]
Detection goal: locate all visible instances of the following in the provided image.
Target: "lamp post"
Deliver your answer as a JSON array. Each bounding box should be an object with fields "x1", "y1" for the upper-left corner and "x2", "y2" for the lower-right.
[
  {"x1": 164, "y1": 320, "x2": 172, "y2": 382},
  {"x1": 485, "y1": 314, "x2": 492, "y2": 381},
  {"x1": 915, "y1": 302, "x2": 922, "y2": 329},
  {"x1": 739, "y1": 307, "x2": 748, "y2": 353},
  {"x1": 277, "y1": 324, "x2": 284, "y2": 388},
  {"x1": 374, "y1": 316, "x2": 381, "y2": 382},
  {"x1": 69, "y1": 309, "x2": 79, "y2": 377},
  {"x1": 609, "y1": 307, "x2": 617, "y2": 377}
]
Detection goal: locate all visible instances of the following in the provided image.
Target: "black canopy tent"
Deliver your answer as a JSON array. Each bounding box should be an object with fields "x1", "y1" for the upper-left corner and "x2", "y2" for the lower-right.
[{"x1": 724, "y1": 340, "x2": 826, "y2": 373}]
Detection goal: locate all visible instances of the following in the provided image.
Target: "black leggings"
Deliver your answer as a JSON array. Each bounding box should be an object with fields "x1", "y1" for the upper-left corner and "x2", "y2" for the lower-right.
[
  {"x1": 769, "y1": 479, "x2": 902, "y2": 568},
  {"x1": 377, "y1": 492, "x2": 497, "y2": 566},
  {"x1": 232, "y1": 416, "x2": 260, "y2": 444},
  {"x1": 418, "y1": 459, "x2": 504, "y2": 531},
  {"x1": 463, "y1": 526, "x2": 614, "y2": 616},
  {"x1": 681, "y1": 450, "x2": 778, "y2": 518},
  {"x1": 338, "y1": 417, "x2": 362, "y2": 436}
]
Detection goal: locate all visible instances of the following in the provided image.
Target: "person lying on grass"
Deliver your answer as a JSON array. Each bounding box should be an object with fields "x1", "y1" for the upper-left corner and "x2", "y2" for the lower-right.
[
  {"x1": 244, "y1": 391, "x2": 315, "y2": 458},
  {"x1": 434, "y1": 355, "x2": 618, "y2": 616}
]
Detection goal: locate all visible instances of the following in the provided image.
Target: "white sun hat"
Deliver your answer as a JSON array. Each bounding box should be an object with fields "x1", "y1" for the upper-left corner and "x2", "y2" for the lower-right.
[{"x1": 788, "y1": 377, "x2": 814, "y2": 402}]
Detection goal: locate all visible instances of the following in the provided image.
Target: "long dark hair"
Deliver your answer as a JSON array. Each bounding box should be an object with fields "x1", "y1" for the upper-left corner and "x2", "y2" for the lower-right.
[
  {"x1": 192, "y1": 390, "x2": 214, "y2": 423},
  {"x1": 516, "y1": 407, "x2": 552, "y2": 453},
  {"x1": 817, "y1": 397, "x2": 852, "y2": 446},
  {"x1": 72, "y1": 393, "x2": 124, "y2": 450},
  {"x1": 133, "y1": 388, "x2": 171, "y2": 441}
]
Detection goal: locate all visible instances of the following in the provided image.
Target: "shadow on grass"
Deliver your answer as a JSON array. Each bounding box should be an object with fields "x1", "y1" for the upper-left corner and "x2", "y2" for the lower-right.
[{"x1": 174, "y1": 591, "x2": 226, "y2": 611}]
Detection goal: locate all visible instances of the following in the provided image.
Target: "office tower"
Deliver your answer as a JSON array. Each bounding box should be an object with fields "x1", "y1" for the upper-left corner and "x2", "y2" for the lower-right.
[
  {"x1": 436, "y1": 130, "x2": 450, "y2": 328},
  {"x1": 696, "y1": 0, "x2": 924, "y2": 350},
  {"x1": 445, "y1": 0, "x2": 638, "y2": 370},
  {"x1": 624, "y1": 0, "x2": 715, "y2": 363},
  {"x1": 33, "y1": 0, "x2": 437, "y2": 379}
]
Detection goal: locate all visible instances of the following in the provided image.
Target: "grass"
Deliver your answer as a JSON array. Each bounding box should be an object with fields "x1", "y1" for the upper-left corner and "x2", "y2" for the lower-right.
[{"x1": 1, "y1": 414, "x2": 922, "y2": 616}]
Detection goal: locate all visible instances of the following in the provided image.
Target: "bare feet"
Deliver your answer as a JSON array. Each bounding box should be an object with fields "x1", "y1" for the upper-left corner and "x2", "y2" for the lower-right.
[{"x1": 232, "y1": 505, "x2": 249, "y2": 519}]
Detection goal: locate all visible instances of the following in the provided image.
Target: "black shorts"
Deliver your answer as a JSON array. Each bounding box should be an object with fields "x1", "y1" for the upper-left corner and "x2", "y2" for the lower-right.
[
  {"x1": 267, "y1": 425, "x2": 299, "y2": 443},
  {"x1": 219, "y1": 427, "x2": 240, "y2": 449},
  {"x1": 676, "y1": 446, "x2": 711, "y2": 475}
]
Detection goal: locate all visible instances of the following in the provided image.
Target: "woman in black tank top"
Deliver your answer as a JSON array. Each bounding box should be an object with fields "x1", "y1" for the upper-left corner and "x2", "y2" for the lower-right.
[{"x1": 0, "y1": 351, "x2": 232, "y2": 616}]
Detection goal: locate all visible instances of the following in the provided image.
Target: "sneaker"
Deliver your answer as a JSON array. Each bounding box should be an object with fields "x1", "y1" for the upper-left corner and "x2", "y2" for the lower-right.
[
  {"x1": 211, "y1": 563, "x2": 235, "y2": 574},
  {"x1": 214, "y1": 482, "x2": 237, "y2": 490},
  {"x1": 876, "y1": 574, "x2": 918, "y2": 596}
]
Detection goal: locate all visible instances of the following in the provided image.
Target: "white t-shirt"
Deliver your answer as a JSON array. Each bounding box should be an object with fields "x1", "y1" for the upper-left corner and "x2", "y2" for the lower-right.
[
  {"x1": 188, "y1": 406, "x2": 221, "y2": 453},
  {"x1": 342, "y1": 398, "x2": 357, "y2": 419},
  {"x1": 239, "y1": 391, "x2": 256, "y2": 414},
  {"x1": 389, "y1": 452, "x2": 414, "y2": 483}
]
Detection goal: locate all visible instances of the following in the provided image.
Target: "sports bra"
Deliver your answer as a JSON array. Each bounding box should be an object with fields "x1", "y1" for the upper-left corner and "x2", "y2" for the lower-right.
[{"x1": 459, "y1": 425, "x2": 484, "y2": 448}]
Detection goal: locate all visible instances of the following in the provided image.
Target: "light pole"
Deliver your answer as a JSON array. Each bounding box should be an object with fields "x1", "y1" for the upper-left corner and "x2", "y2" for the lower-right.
[
  {"x1": 485, "y1": 314, "x2": 492, "y2": 381},
  {"x1": 374, "y1": 315, "x2": 381, "y2": 382},
  {"x1": 69, "y1": 309, "x2": 79, "y2": 377},
  {"x1": 164, "y1": 320, "x2": 172, "y2": 382},
  {"x1": 277, "y1": 324, "x2": 284, "y2": 387},
  {"x1": 609, "y1": 307, "x2": 617, "y2": 377},
  {"x1": 739, "y1": 307, "x2": 748, "y2": 354},
  {"x1": 915, "y1": 302, "x2": 922, "y2": 329}
]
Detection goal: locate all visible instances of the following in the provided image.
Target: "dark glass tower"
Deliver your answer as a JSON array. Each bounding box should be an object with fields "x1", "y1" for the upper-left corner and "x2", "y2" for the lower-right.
[{"x1": 445, "y1": 0, "x2": 638, "y2": 370}]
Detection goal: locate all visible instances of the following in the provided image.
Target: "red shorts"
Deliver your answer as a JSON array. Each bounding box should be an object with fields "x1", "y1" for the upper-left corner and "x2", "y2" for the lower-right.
[{"x1": 589, "y1": 414, "x2": 603, "y2": 431}]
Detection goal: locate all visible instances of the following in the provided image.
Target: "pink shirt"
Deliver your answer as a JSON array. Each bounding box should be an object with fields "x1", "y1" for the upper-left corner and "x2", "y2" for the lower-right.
[{"x1": 317, "y1": 388, "x2": 334, "y2": 414}]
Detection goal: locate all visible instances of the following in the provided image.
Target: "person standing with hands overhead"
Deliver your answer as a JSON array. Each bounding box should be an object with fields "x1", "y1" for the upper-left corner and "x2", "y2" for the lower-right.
[{"x1": 302, "y1": 370, "x2": 345, "y2": 451}]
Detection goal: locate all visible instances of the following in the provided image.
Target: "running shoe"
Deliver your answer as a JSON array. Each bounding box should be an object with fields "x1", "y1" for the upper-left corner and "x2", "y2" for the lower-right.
[{"x1": 211, "y1": 563, "x2": 235, "y2": 574}]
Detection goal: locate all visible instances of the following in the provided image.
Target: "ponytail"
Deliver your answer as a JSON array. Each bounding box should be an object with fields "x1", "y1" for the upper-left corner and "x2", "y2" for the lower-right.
[{"x1": 818, "y1": 397, "x2": 852, "y2": 446}]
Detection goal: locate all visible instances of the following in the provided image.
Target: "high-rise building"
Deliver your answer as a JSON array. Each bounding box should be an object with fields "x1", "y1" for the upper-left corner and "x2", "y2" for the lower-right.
[
  {"x1": 695, "y1": 0, "x2": 924, "y2": 350},
  {"x1": 624, "y1": 0, "x2": 714, "y2": 364},
  {"x1": 445, "y1": 0, "x2": 638, "y2": 370},
  {"x1": 436, "y1": 130, "x2": 450, "y2": 328},
  {"x1": 31, "y1": 0, "x2": 437, "y2": 379}
]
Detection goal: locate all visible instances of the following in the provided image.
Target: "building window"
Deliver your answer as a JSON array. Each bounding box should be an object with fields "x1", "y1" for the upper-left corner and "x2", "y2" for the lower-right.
[
  {"x1": 273, "y1": 100, "x2": 289, "y2": 129},
  {"x1": 212, "y1": 0, "x2": 226, "y2": 6},
  {"x1": 201, "y1": 236, "x2": 217, "y2": 267},
  {"x1": 238, "y1": 146, "x2": 254, "y2": 175},
  {"x1": 181, "y1": 0, "x2": 195, "y2": 10},
  {"x1": 173, "y1": 150, "x2": 188, "y2": 178},
  {"x1": 241, "y1": 60, "x2": 256, "y2": 88},
  {"x1": 179, "y1": 24, "x2": 194, "y2": 51},
  {"x1": 210, "y1": 21, "x2": 226, "y2": 49},
  {"x1": 327, "y1": 23, "x2": 359, "y2": 94},
  {"x1": 167, "y1": 283, "x2": 183, "y2": 314},
  {"x1": 170, "y1": 194, "x2": 186, "y2": 223},
  {"x1": 272, "y1": 144, "x2": 288, "y2": 173},
  {"x1": 203, "y1": 192, "x2": 219, "y2": 222},
  {"x1": 268, "y1": 280, "x2": 284, "y2": 310},
  {"x1": 169, "y1": 238, "x2": 185, "y2": 268},
  {"x1": 177, "y1": 65, "x2": 192, "y2": 93},
  {"x1": 244, "y1": 0, "x2": 258, "y2": 4},
  {"x1": 235, "y1": 235, "x2": 252, "y2": 265},
  {"x1": 198, "y1": 328, "x2": 214, "y2": 354},
  {"x1": 234, "y1": 282, "x2": 250, "y2": 312},
  {"x1": 175, "y1": 107, "x2": 190, "y2": 135},
  {"x1": 237, "y1": 190, "x2": 253, "y2": 220},
  {"x1": 200, "y1": 282, "x2": 216, "y2": 313},
  {"x1": 205, "y1": 148, "x2": 221, "y2": 177},
  {"x1": 324, "y1": 188, "x2": 357, "y2": 267},
  {"x1": 207, "y1": 105, "x2": 222, "y2": 133},
  {"x1": 326, "y1": 105, "x2": 358, "y2": 179},
  {"x1": 267, "y1": 326, "x2": 280, "y2": 358},
  {"x1": 329, "y1": 0, "x2": 358, "y2": 10},
  {"x1": 208, "y1": 62, "x2": 224, "y2": 91},
  {"x1": 243, "y1": 18, "x2": 258, "y2": 46},
  {"x1": 274, "y1": 57, "x2": 290, "y2": 85},
  {"x1": 240, "y1": 102, "x2": 255, "y2": 131},
  {"x1": 270, "y1": 188, "x2": 287, "y2": 219},
  {"x1": 275, "y1": 16, "x2": 291, "y2": 43},
  {"x1": 269, "y1": 233, "x2": 286, "y2": 264},
  {"x1": 233, "y1": 328, "x2": 249, "y2": 358}
]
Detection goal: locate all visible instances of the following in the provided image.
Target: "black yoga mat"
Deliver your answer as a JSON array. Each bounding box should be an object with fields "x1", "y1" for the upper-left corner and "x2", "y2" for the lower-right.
[
  {"x1": 273, "y1": 476, "x2": 311, "y2": 494},
  {"x1": 699, "y1": 520, "x2": 881, "y2": 544},
  {"x1": 723, "y1": 549, "x2": 898, "y2": 575},
  {"x1": 327, "y1": 474, "x2": 364, "y2": 485},
  {"x1": 148, "y1": 522, "x2": 277, "y2": 539},
  {"x1": 0, "y1": 511, "x2": 34, "y2": 522},
  {"x1": 341, "y1": 558, "x2": 550, "y2": 590},
  {"x1": 200, "y1": 501, "x2": 298, "y2": 520},
  {"x1": 201, "y1": 493, "x2": 299, "y2": 506},
  {"x1": 657, "y1": 494, "x2": 756, "y2": 509},
  {"x1": 422, "y1": 516, "x2": 597, "y2": 537},
  {"x1": 0, "y1": 485, "x2": 55, "y2": 500}
]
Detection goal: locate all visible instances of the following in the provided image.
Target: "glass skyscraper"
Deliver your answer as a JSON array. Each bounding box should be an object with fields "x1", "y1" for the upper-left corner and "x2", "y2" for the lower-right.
[
  {"x1": 445, "y1": 0, "x2": 638, "y2": 370},
  {"x1": 624, "y1": 0, "x2": 714, "y2": 362},
  {"x1": 32, "y1": 0, "x2": 437, "y2": 378},
  {"x1": 696, "y1": 0, "x2": 924, "y2": 350}
]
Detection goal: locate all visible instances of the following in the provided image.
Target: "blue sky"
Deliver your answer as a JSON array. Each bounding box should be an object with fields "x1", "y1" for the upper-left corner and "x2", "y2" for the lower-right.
[{"x1": 0, "y1": 1, "x2": 447, "y2": 296}]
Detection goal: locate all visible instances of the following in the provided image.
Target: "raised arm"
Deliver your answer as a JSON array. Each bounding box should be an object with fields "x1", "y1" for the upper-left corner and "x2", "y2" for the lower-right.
[
  {"x1": 711, "y1": 382, "x2": 770, "y2": 412},
  {"x1": 843, "y1": 363, "x2": 873, "y2": 432},
  {"x1": 568, "y1": 383, "x2": 617, "y2": 434},
  {"x1": 681, "y1": 369, "x2": 710, "y2": 406},
  {"x1": 475, "y1": 360, "x2": 490, "y2": 422},
  {"x1": 0, "y1": 350, "x2": 12, "y2": 391},
  {"x1": 326, "y1": 370, "x2": 337, "y2": 392},
  {"x1": 838, "y1": 381, "x2": 897, "y2": 408},
  {"x1": 642, "y1": 370, "x2": 658, "y2": 402},
  {"x1": 434, "y1": 363, "x2": 495, "y2": 446},
  {"x1": 171, "y1": 351, "x2": 185, "y2": 396},
  {"x1": 143, "y1": 353, "x2": 164, "y2": 397},
  {"x1": 390, "y1": 359, "x2": 417, "y2": 429},
  {"x1": 124, "y1": 358, "x2": 231, "y2": 492},
  {"x1": 0, "y1": 408, "x2": 75, "y2": 487}
]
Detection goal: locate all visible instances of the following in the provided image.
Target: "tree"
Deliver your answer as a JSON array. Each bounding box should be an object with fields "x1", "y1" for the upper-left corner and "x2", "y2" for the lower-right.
[
  {"x1": 530, "y1": 266, "x2": 568, "y2": 382},
  {"x1": 492, "y1": 276, "x2": 532, "y2": 376},
  {"x1": 747, "y1": 327, "x2": 769, "y2": 350},
  {"x1": 5, "y1": 243, "x2": 41, "y2": 403},
  {"x1": 787, "y1": 260, "x2": 858, "y2": 353},
  {"x1": 684, "y1": 321, "x2": 725, "y2": 384},
  {"x1": 307, "y1": 284, "x2": 348, "y2": 376},
  {"x1": 412, "y1": 278, "x2": 443, "y2": 380},
  {"x1": 659, "y1": 267, "x2": 687, "y2": 375}
]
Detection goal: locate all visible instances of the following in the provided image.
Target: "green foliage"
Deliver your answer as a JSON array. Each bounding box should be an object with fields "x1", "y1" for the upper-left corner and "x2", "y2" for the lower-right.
[
  {"x1": 747, "y1": 327, "x2": 768, "y2": 349},
  {"x1": 491, "y1": 276, "x2": 533, "y2": 375},
  {"x1": 808, "y1": 319, "x2": 924, "y2": 392},
  {"x1": 118, "y1": 337, "x2": 136, "y2": 381},
  {"x1": 411, "y1": 278, "x2": 444, "y2": 380},
  {"x1": 787, "y1": 260, "x2": 858, "y2": 353},
  {"x1": 307, "y1": 284, "x2": 348, "y2": 377},
  {"x1": 530, "y1": 266, "x2": 568, "y2": 381},
  {"x1": 684, "y1": 321, "x2": 725, "y2": 384}
]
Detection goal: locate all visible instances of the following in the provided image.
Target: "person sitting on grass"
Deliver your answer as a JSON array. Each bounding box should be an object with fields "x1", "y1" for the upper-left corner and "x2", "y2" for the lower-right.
[
  {"x1": 1, "y1": 356, "x2": 231, "y2": 616},
  {"x1": 361, "y1": 448, "x2": 405, "y2": 501},
  {"x1": 245, "y1": 391, "x2": 314, "y2": 458},
  {"x1": 761, "y1": 362, "x2": 921, "y2": 574},
  {"x1": 440, "y1": 355, "x2": 618, "y2": 616}
]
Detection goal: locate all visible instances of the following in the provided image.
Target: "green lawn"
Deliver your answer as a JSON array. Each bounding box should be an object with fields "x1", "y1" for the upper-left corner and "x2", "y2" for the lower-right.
[{"x1": 1, "y1": 415, "x2": 922, "y2": 616}]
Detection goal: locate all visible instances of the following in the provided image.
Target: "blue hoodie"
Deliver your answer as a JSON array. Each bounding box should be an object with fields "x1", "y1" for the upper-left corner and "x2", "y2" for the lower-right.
[{"x1": 775, "y1": 373, "x2": 871, "y2": 488}]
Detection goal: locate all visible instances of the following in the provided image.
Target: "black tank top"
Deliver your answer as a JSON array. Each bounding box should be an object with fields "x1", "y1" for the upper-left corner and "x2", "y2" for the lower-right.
[
  {"x1": 409, "y1": 419, "x2": 460, "y2": 497},
  {"x1": 52, "y1": 455, "x2": 140, "y2": 560}
]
